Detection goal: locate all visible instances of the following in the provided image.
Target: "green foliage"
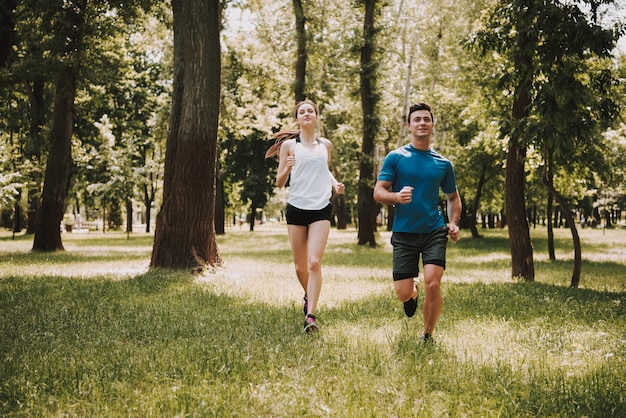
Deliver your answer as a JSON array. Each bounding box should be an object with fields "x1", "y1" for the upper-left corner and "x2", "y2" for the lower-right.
[
  {"x1": 471, "y1": 0, "x2": 621, "y2": 158},
  {"x1": 0, "y1": 227, "x2": 625, "y2": 416},
  {"x1": 223, "y1": 128, "x2": 277, "y2": 219},
  {"x1": 1, "y1": 0, "x2": 625, "y2": 245}
]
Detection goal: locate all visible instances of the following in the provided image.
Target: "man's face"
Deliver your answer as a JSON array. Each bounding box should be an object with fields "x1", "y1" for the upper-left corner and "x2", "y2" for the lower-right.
[{"x1": 407, "y1": 109, "x2": 434, "y2": 139}]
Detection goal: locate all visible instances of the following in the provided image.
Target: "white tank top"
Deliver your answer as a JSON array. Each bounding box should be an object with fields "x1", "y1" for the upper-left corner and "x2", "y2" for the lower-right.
[{"x1": 288, "y1": 138, "x2": 332, "y2": 210}]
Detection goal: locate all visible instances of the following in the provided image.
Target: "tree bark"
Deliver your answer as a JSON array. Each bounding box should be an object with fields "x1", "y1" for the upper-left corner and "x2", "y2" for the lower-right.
[
  {"x1": 469, "y1": 167, "x2": 487, "y2": 239},
  {"x1": 546, "y1": 152, "x2": 556, "y2": 260},
  {"x1": 293, "y1": 0, "x2": 306, "y2": 103},
  {"x1": 505, "y1": 138, "x2": 534, "y2": 280},
  {"x1": 150, "y1": 0, "x2": 222, "y2": 270},
  {"x1": 143, "y1": 179, "x2": 155, "y2": 233},
  {"x1": 507, "y1": 145, "x2": 534, "y2": 280},
  {"x1": 32, "y1": 66, "x2": 78, "y2": 251},
  {"x1": 214, "y1": 170, "x2": 225, "y2": 235},
  {"x1": 334, "y1": 193, "x2": 347, "y2": 229},
  {"x1": 25, "y1": 78, "x2": 45, "y2": 234},
  {"x1": 0, "y1": 0, "x2": 16, "y2": 70},
  {"x1": 357, "y1": 0, "x2": 380, "y2": 247},
  {"x1": 31, "y1": 0, "x2": 87, "y2": 251},
  {"x1": 505, "y1": 14, "x2": 535, "y2": 280},
  {"x1": 125, "y1": 197, "x2": 133, "y2": 233}
]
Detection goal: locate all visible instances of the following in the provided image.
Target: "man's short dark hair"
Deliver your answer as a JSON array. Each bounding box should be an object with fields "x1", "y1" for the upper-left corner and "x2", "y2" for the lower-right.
[{"x1": 406, "y1": 102, "x2": 434, "y2": 123}]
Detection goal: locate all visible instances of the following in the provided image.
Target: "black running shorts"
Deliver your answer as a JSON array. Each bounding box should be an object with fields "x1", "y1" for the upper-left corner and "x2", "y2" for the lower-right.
[
  {"x1": 286, "y1": 203, "x2": 332, "y2": 226},
  {"x1": 391, "y1": 226, "x2": 449, "y2": 281}
]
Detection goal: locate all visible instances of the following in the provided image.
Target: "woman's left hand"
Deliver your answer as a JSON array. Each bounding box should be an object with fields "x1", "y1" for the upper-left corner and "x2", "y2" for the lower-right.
[{"x1": 334, "y1": 183, "x2": 345, "y2": 195}]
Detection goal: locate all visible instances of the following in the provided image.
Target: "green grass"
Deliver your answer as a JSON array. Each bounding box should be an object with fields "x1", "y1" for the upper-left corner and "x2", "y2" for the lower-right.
[{"x1": 1, "y1": 226, "x2": 625, "y2": 417}]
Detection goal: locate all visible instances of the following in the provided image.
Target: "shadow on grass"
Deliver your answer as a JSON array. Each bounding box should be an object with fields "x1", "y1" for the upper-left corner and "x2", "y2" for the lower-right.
[
  {"x1": 1, "y1": 251, "x2": 151, "y2": 265},
  {"x1": 442, "y1": 281, "x2": 625, "y2": 325},
  {"x1": 2, "y1": 268, "x2": 625, "y2": 416}
]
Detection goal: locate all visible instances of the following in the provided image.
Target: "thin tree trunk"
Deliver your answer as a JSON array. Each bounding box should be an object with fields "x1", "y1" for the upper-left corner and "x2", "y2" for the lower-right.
[
  {"x1": 547, "y1": 193, "x2": 556, "y2": 258},
  {"x1": 357, "y1": 0, "x2": 379, "y2": 248},
  {"x1": 25, "y1": 78, "x2": 45, "y2": 234},
  {"x1": 151, "y1": 0, "x2": 222, "y2": 270},
  {"x1": 248, "y1": 207, "x2": 255, "y2": 232},
  {"x1": 13, "y1": 192, "x2": 22, "y2": 233},
  {"x1": 542, "y1": 175, "x2": 582, "y2": 288},
  {"x1": 506, "y1": 24, "x2": 535, "y2": 280},
  {"x1": 293, "y1": 0, "x2": 306, "y2": 103},
  {"x1": 143, "y1": 181, "x2": 154, "y2": 233},
  {"x1": 32, "y1": 0, "x2": 86, "y2": 251},
  {"x1": 0, "y1": 0, "x2": 16, "y2": 69},
  {"x1": 126, "y1": 197, "x2": 133, "y2": 234},
  {"x1": 32, "y1": 66, "x2": 78, "y2": 251},
  {"x1": 506, "y1": 137, "x2": 534, "y2": 280},
  {"x1": 334, "y1": 194, "x2": 347, "y2": 229},
  {"x1": 215, "y1": 170, "x2": 225, "y2": 235},
  {"x1": 467, "y1": 165, "x2": 487, "y2": 239},
  {"x1": 546, "y1": 151, "x2": 556, "y2": 260}
]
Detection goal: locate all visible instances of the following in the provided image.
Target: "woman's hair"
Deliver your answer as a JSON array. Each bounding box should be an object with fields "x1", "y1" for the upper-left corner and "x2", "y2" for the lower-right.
[
  {"x1": 294, "y1": 99, "x2": 319, "y2": 119},
  {"x1": 265, "y1": 100, "x2": 319, "y2": 158}
]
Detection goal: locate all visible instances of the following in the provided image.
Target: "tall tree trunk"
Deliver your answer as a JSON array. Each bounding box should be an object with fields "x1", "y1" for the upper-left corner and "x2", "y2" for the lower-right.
[
  {"x1": 506, "y1": 16, "x2": 534, "y2": 280},
  {"x1": 546, "y1": 150, "x2": 556, "y2": 260},
  {"x1": 293, "y1": 0, "x2": 306, "y2": 103},
  {"x1": 143, "y1": 181, "x2": 154, "y2": 233},
  {"x1": 25, "y1": 78, "x2": 45, "y2": 234},
  {"x1": 357, "y1": 0, "x2": 380, "y2": 248},
  {"x1": 32, "y1": 65, "x2": 78, "y2": 251},
  {"x1": 248, "y1": 207, "x2": 255, "y2": 232},
  {"x1": 150, "y1": 0, "x2": 222, "y2": 270},
  {"x1": 126, "y1": 197, "x2": 133, "y2": 233},
  {"x1": 506, "y1": 138, "x2": 534, "y2": 280},
  {"x1": 13, "y1": 192, "x2": 22, "y2": 233},
  {"x1": 0, "y1": 0, "x2": 16, "y2": 70},
  {"x1": 27, "y1": 193, "x2": 39, "y2": 234},
  {"x1": 469, "y1": 168, "x2": 487, "y2": 239},
  {"x1": 215, "y1": 170, "x2": 225, "y2": 234},
  {"x1": 547, "y1": 193, "x2": 555, "y2": 257},
  {"x1": 32, "y1": 0, "x2": 86, "y2": 251},
  {"x1": 333, "y1": 194, "x2": 347, "y2": 229}
]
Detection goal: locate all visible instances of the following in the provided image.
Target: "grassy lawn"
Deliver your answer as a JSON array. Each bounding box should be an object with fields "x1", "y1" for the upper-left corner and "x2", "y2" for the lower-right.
[{"x1": 1, "y1": 226, "x2": 625, "y2": 417}]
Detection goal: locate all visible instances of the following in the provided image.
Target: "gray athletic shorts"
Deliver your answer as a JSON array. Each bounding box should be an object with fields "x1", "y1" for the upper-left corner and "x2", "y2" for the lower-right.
[{"x1": 391, "y1": 226, "x2": 449, "y2": 281}]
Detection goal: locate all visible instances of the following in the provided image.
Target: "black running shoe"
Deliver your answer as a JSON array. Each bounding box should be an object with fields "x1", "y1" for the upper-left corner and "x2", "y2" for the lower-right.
[
  {"x1": 303, "y1": 296, "x2": 308, "y2": 316},
  {"x1": 403, "y1": 280, "x2": 419, "y2": 317},
  {"x1": 421, "y1": 333, "x2": 433, "y2": 344},
  {"x1": 403, "y1": 296, "x2": 418, "y2": 317},
  {"x1": 303, "y1": 314, "x2": 318, "y2": 333}
]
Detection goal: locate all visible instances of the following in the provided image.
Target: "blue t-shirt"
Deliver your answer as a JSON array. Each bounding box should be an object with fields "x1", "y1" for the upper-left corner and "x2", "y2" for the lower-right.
[{"x1": 377, "y1": 144, "x2": 457, "y2": 233}]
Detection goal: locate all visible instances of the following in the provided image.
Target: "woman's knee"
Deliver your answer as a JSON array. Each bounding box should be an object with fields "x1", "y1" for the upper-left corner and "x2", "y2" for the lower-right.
[
  {"x1": 308, "y1": 257, "x2": 322, "y2": 272},
  {"x1": 294, "y1": 263, "x2": 308, "y2": 277}
]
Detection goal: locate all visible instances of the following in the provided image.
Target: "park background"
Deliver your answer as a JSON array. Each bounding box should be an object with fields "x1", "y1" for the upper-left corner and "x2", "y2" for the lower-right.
[{"x1": 1, "y1": 0, "x2": 626, "y2": 415}]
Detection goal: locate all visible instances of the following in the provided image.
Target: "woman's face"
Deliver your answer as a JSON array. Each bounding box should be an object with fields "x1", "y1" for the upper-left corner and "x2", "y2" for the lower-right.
[{"x1": 296, "y1": 103, "x2": 318, "y2": 127}]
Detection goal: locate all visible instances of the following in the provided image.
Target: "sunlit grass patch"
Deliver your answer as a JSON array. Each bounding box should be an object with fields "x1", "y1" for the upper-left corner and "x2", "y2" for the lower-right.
[
  {"x1": 196, "y1": 256, "x2": 390, "y2": 312},
  {"x1": 445, "y1": 318, "x2": 621, "y2": 377},
  {"x1": 1, "y1": 226, "x2": 625, "y2": 416}
]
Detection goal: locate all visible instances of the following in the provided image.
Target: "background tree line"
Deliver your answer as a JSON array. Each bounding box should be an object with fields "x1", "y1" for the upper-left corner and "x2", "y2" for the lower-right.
[{"x1": 0, "y1": 0, "x2": 625, "y2": 283}]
